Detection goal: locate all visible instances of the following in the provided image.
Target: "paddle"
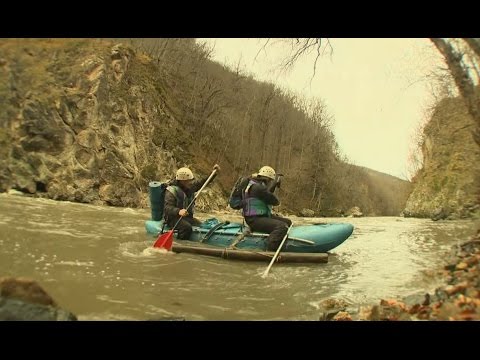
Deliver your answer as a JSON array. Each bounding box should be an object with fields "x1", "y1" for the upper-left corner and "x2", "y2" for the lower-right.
[
  {"x1": 261, "y1": 223, "x2": 293, "y2": 278},
  {"x1": 200, "y1": 221, "x2": 230, "y2": 243},
  {"x1": 153, "y1": 169, "x2": 217, "y2": 250}
]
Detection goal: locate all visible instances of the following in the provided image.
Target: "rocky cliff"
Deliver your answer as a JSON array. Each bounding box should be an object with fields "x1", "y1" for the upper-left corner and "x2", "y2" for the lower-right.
[
  {"x1": 0, "y1": 39, "x2": 225, "y2": 211},
  {"x1": 403, "y1": 95, "x2": 480, "y2": 220},
  {"x1": 0, "y1": 39, "x2": 416, "y2": 217}
]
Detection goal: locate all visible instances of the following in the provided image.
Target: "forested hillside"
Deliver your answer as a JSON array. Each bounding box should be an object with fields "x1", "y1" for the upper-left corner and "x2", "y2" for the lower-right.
[{"x1": 0, "y1": 38, "x2": 411, "y2": 216}]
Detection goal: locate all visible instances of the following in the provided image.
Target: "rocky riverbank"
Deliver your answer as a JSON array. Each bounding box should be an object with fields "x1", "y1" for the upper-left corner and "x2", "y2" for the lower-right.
[
  {"x1": 324, "y1": 228, "x2": 480, "y2": 321},
  {"x1": 0, "y1": 277, "x2": 77, "y2": 320}
]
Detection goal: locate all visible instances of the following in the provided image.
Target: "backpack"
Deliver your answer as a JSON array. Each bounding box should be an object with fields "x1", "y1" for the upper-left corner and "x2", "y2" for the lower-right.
[
  {"x1": 228, "y1": 176, "x2": 250, "y2": 210},
  {"x1": 149, "y1": 181, "x2": 169, "y2": 221}
]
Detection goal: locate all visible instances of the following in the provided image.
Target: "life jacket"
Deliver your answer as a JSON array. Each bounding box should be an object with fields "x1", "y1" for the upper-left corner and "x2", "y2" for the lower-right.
[
  {"x1": 166, "y1": 184, "x2": 195, "y2": 216},
  {"x1": 242, "y1": 179, "x2": 272, "y2": 217}
]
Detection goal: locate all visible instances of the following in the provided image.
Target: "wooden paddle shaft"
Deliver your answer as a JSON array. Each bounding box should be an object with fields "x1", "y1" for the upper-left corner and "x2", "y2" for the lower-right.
[{"x1": 262, "y1": 224, "x2": 294, "y2": 277}]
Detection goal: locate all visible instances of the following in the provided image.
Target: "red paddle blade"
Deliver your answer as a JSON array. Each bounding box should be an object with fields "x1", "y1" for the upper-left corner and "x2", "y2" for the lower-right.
[
  {"x1": 153, "y1": 230, "x2": 174, "y2": 250},
  {"x1": 164, "y1": 233, "x2": 173, "y2": 251}
]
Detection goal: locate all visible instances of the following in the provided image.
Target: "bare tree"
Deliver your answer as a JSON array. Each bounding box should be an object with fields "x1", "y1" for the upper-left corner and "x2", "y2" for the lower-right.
[
  {"x1": 262, "y1": 38, "x2": 333, "y2": 79},
  {"x1": 264, "y1": 38, "x2": 480, "y2": 143},
  {"x1": 431, "y1": 38, "x2": 480, "y2": 144},
  {"x1": 256, "y1": 86, "x2": 277, "y2": 164},
  {"x1": 463, "y1": 38, "x2": 480, "y2": 59},
  {"x1": 406, "y1": 117, "x2": 427, "y2": 182}
]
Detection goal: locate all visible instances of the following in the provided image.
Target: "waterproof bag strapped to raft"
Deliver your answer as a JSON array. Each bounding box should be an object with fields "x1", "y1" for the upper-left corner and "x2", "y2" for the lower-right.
[
  {"x1": 149, "y1": 181, "x2": 168, "y2": 221},
  {"x1": 228, "y1": 176, "x2": 249, "y2": 210}
]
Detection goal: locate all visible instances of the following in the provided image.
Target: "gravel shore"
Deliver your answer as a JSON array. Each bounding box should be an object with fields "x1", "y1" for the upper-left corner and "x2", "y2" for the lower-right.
[{"x1": 328, "y1": 228, "x2": 480, "y2": 321}]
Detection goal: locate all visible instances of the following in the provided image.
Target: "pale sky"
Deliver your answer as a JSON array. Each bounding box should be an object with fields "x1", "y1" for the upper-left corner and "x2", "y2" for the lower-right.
[{"x1": 197, "y1": 38, "x2": 444, "y2": 180}]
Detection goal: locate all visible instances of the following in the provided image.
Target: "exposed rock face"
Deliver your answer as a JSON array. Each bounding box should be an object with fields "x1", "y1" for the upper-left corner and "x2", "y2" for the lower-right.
[
  {"x1": 404, "y1": 96, "x2": 480, "y2": 220},
  {"x1": 0, "y1": 39, "x2": 224, "y2": 210}
]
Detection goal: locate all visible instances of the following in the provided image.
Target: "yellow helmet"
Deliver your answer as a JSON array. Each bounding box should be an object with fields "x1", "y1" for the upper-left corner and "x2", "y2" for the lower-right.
[
  {"x1": 176, "y1": 167, "x2": 194, "y2": 180},
  {"x1": 258, "y1": 166, "x2": 276, "y2": 180}
]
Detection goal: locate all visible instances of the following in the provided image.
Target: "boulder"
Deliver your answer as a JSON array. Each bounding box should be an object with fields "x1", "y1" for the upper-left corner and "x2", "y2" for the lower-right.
[
  {"x1": 300, "y1": 208, "x2": 315, "y2": 217},
  {"x1": 0, "y1": 276, "x2": 57, "y2": 306},
  {"x1": 347, "y1": 206, "x2": 363, "y2": 217},
  {"x1": 0, "y1": 277, "x2": 77, "y2": 320}
]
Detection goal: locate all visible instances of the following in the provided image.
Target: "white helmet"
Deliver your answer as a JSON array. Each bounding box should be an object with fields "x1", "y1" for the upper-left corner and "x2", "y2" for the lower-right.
[
  {"x1": 176, "y1": 167, "x2": 194, "y2": 180},
  {"x1": 258, "y1": 166, "x2": 276, "y2": 180}
]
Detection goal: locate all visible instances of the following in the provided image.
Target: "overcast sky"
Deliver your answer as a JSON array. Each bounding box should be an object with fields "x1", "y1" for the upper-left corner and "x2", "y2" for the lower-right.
[{"x1": 197, "y1": 38, "x2": 444, "y2": 180}]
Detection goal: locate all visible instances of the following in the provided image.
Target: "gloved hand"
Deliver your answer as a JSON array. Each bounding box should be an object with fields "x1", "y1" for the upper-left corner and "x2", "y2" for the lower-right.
[
  {"x1": 275, "y1": 174, "x2": 283, "y2": 188},
  {"x1": 268, "y1": 174, "x2": 283, "y2": 193}
]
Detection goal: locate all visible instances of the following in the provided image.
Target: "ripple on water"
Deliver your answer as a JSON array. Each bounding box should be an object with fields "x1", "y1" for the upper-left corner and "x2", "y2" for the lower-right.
[
  {"x1": 117, "y1": 241, "x2": 176, "y2": 259},
  {"x1": 56, "y1": 260, "x2": 95, "y2": 267},
  {"x1": 78, "y1": 313, "x2": 139, "y2": 321},
  {"x1": 96, "y1": 294, "x2": 129, "y2": 304},
  {"x1": 3, "y1": 195, "x2": 479, "y2": 320}
]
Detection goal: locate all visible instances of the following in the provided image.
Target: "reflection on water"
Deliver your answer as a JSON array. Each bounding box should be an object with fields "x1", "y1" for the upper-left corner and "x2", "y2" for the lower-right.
[{"x1": 0, "y1": 193, "x2": 478, "y2": 320}]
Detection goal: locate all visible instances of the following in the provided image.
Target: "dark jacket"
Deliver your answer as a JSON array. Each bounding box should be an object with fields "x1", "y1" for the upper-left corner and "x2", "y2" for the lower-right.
[
  {"x1": 164, "y1": 174, "x2": 217, "y2": 221},
  {"x1": 245, "y1": 177, "x2": 280, "y2": 207}
]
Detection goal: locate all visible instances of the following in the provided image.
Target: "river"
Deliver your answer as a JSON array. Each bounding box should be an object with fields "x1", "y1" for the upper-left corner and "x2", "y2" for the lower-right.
[{"x1": 1, "y1": 193, "x2": 478, "y2": 320}]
